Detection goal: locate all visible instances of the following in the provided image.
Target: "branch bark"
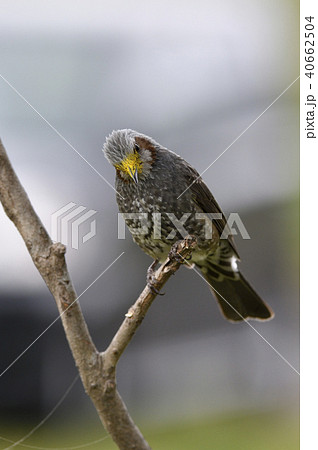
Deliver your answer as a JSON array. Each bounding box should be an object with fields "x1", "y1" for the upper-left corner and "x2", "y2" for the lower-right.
[{"x1": 0, "y1": 138, "x2": 196, "y2": 450}]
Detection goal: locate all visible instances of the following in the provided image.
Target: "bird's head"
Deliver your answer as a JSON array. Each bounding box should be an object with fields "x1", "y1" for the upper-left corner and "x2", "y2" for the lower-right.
[{"x1": 103, "y1": 129, "x2": 156, "y2": 183}]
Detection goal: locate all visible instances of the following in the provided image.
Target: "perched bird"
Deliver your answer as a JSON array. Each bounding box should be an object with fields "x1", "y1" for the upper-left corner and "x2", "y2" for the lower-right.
[{"x1": 103, "y1": 129, "x2": 273, "y2": 322}]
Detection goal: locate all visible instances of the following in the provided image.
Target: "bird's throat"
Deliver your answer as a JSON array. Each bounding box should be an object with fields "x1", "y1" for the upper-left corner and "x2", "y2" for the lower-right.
[{"x1": 115, "y1": 152, "x2": 143, "y2": 178}]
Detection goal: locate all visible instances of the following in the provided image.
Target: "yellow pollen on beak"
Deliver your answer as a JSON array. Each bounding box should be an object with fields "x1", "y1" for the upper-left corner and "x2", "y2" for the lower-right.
[{"x1": 115, "y1": 152, "x2": 143, "y2": 181}]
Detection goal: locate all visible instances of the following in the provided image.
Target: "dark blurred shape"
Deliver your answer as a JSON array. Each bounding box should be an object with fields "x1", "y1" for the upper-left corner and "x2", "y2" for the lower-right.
[{"x1": 0, "y1": 297, "x2": 45, "y2": 421}]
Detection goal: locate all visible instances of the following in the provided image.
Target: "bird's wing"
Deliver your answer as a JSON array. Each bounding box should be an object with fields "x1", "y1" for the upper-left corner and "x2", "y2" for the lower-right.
[{"x1": 184, "y1": 166, "x2": 239, "y2": 258}]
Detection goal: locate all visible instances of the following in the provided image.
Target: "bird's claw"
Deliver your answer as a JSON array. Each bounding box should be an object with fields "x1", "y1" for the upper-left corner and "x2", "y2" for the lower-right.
[{"x1": 168, "y1": 241, "x2": 185, "y2": 263}]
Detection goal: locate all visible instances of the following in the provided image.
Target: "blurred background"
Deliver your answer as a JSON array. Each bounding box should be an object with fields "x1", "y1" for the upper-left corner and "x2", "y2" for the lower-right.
[{"x1": 0, "y1": 0, "x2": 299, "y2": 448}]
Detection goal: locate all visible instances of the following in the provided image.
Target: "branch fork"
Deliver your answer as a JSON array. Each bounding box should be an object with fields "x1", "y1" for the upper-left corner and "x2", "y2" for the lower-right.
[{"x1": 0, "y1": 138, "x2": 197, "y2": 450}]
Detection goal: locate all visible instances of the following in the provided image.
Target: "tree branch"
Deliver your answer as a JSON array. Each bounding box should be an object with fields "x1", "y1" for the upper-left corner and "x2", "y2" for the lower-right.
[{"x1": 0, "y1": 138, "x2": 196, "y2": 449}]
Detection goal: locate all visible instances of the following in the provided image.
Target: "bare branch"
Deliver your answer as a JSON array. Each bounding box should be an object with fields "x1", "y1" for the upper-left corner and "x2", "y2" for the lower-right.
[
  {"x1": 0, "y1": 138, "x2": 196, "y2": 449},
  {"x1": 102, "y1": 237, "x2": 197, "y2": 369}
]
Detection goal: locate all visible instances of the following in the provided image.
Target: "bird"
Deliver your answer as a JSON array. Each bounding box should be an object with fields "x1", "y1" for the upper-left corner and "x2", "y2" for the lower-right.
[{"x1": 103, "y1": 129, "x2": 273, "y2": 322}]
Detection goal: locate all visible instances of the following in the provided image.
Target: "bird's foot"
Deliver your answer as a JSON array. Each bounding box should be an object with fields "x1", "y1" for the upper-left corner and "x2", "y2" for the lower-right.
[
  {"x1": 168, "y1": 240, "x2": 186, "y2": 263},
  {"x1": 147, "y1": 260, "x2": 165, "y2": 295}
]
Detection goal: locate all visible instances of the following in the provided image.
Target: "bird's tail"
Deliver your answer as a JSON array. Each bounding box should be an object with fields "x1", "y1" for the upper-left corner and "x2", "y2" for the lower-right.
[{"x1": 197, "y1": 260, "x2": 274, "y2": 322}]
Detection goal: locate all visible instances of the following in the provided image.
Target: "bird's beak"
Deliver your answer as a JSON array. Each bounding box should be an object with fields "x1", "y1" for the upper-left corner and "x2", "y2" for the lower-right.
[{"x1": 128, "y1": 166, "x2": 139, "y2": 184}]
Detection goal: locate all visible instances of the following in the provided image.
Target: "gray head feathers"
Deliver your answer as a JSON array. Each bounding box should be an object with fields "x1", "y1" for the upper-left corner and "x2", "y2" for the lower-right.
[
  {"x1": 103, "y1": 129, "x2": 158, "y2": 181},
  {"x1": 103, "y1": 129, "x2": 157, "y2": 166}
]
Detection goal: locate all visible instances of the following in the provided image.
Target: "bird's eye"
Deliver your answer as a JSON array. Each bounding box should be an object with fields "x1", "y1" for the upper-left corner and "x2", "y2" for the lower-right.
[{"x1": 134, "y1": 144, "x2": 140, "y2": 153}]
